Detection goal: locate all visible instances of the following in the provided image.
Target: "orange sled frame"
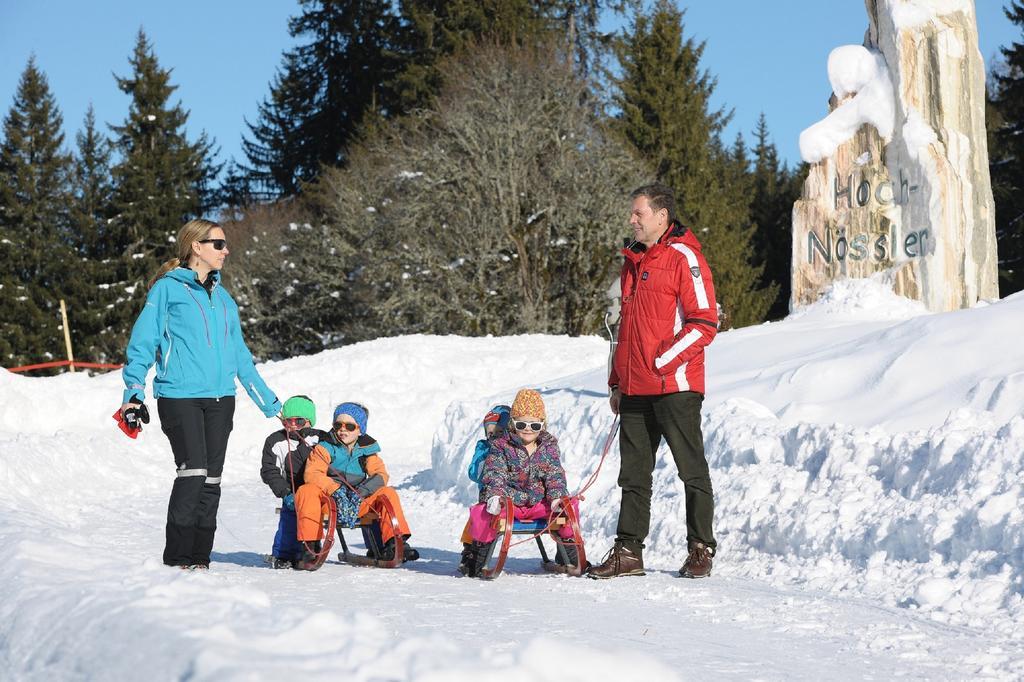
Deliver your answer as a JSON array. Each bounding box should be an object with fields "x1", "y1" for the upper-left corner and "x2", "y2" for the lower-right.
[
  {"x1": 479, "y1": 496, "x2": 587, "y2": 579},
  {"x1": 305, "y1": 491, "x2": 405, "y2": 570}
]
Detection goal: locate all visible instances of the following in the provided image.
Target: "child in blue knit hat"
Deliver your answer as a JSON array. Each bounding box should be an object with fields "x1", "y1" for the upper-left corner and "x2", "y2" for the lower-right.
[{"x1": 293, "y1": 401, "x2": 419, "y2": 567}]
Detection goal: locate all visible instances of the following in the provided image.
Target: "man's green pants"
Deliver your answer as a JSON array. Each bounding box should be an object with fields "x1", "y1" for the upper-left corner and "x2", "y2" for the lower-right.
[{"x1": 615, "y1": 391, "x2": 716, "y2": 555}]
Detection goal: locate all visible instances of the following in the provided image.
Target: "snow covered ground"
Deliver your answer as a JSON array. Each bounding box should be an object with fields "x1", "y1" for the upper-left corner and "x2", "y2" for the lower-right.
[{"x1": 2, "y1": 280, "x2": 1022, "y2": 680}]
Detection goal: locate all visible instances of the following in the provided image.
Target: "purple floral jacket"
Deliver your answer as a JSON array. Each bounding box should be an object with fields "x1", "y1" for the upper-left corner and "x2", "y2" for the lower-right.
[{"x1": 479, "y1": 430, "x2": 569, "y2": 506}]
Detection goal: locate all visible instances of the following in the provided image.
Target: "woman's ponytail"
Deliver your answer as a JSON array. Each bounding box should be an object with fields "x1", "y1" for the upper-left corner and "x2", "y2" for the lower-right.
[
  {"x1": 148, "y1": 257, "x2": 183, "y2": 290},
  {"x1": 146, "y1": 218, "x2": 220, "y2": 290}
]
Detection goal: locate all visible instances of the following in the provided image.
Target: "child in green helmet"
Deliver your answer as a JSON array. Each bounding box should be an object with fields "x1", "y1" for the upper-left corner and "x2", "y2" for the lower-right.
[{"x1": 259, "y1": 395, "x2": 330, "y2": 569}]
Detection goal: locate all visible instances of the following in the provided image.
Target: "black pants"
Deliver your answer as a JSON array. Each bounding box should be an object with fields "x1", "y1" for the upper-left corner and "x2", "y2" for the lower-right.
[
  {"x1": 158, "y1": 397, "x2": 235, "y2": 566},
  {"x1": 615, "y1": 391, "x2": 716, "y2": 555}
]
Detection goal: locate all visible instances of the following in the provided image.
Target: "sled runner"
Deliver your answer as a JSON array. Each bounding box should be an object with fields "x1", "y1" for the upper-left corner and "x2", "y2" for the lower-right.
[
  {"x1": 296, "y1": 491, "x2": 339, "y2": 571},
  {"x1": 478, "y1": 496, "x2": 586, "y2": 579}
]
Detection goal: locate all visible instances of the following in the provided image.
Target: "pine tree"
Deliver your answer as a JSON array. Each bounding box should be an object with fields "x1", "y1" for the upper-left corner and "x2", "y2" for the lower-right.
[
  {"x1": 988, "y1": 0, "x2": 1024, "y2": 296},
  {"x1": 750, "y1": 112, "x2": 801, "y2": 319},
  {"x1": 391, "y1": 0, "x2": 626, "y2": 111},
  {"x1": 70, "y1": 105, "x2": 114, "y2": 258},
  {"x1": 219, "y1": 159, "x2": 256, "y2": 213},
  {"x1": 67, "y1": 105, "x2": 119, "y2": 362},
  {"x1": 103, "y1": 29, "x2": 219, "y2": 353},
  {"x1": 611, "y1": 0, "x2": 774, "y2": 327},
  {"x1": 714, "y1": 133, "x2": 777, "y2": 327},
  {"x1": 544, "y1": 0, "x2": 634, "y2": 74},
  {"x1": 0, "y1": 56, "x2": 74, "y2": 366},
  {"x1": 390, "y1": 0, "x2": 550, "y2": 112},
  {"x1": 242, "y1": 0, "x2": 404, "y2": 198}
]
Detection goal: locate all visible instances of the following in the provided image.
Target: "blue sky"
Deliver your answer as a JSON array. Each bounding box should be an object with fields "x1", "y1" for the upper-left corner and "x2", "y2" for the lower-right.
[{"x1": 0, "y1": 1, "x2": 1018, "y2": 171}]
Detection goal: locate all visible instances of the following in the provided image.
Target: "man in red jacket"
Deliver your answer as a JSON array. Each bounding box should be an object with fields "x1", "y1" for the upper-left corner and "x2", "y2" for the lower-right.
[{"x1": 588, "y1": 184, "x2": 718, "y2": 580}]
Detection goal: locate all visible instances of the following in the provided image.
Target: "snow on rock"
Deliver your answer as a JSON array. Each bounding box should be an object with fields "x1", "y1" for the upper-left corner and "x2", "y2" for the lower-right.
[
  {"x1": 799, "y1": 46, "x2": 895, "y2": 163},
  {"x1": 827, "y1": 45, "x2": 878, "y2": 98},
  {"x1": 902, "y1": 107, "x2": 939, "y2": 160},
  {"x1": 889, "y1": 0, "x2": 973, "y2": 30}
]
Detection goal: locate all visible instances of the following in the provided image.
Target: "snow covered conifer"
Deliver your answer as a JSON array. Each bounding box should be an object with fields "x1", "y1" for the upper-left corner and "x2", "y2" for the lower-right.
[
  {"x1": 70, "y1": 105, "x2": 114, "y2": 260},
  {"x1": 67, "y1": 105, "x2": 121, "y2": 362},
  {"x1": 0, "y1": 56, "x2": 75, "y2": 366},
  {"x1": 242, "y1": 0, "x2": 403, "y2": 199}
]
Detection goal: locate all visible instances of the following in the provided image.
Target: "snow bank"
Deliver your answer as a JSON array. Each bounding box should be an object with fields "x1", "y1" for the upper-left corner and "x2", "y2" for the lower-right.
[
  {"x1": 713, "y1": 285, "x2": 1023, "y2": 432},
  {"x1": 799, "y1": 45, "x2": 895, "y2": 163},
  {"x1": 787, "y1": 273, "x2": 928, "y2": 320},
  {"x1": 699, "y1": 402, "x2": 1024, "y2": 625}
]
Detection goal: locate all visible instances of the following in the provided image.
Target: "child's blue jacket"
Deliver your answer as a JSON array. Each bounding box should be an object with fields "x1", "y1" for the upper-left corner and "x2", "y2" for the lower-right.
[{"x1": 467, "y1": 439, "x2": 490, "y2": 485}]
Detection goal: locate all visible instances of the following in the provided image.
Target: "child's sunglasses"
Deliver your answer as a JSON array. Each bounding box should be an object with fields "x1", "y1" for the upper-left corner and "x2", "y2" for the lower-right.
[
  {"x1": 333, "y1": 421, "x2": 359, "y2": 432},
  {"x1": 513, "y1": 420, "x2": 544, "y2": 432},
  {"x1": 282, "y1": 417, "x2": 308, "y2": 428},
  {"x1": 198, "y1": 238, "x2": 228, "y2": 250}
]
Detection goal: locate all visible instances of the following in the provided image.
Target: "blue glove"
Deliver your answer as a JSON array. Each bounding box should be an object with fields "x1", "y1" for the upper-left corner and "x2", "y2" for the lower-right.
[
  {"x1": 333, "y1": 487, "x2": 361, "y2": 528},
  {"x1": 282, "y1": 493, "x2": 295, "y2": 511}
]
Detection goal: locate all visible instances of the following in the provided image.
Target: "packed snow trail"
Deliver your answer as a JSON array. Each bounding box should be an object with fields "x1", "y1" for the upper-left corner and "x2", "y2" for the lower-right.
[
  {"x1": 2, "y1": 283, "x2": 1023, "y2": 679},
  {"x1": 1, "y1": 464, "x2": 1013, "y2": 680}
]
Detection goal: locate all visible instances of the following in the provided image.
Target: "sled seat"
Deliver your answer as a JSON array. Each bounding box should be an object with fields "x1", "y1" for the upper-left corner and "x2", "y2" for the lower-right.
[
  {"x1": 335, "y1": 499, "x2": 403, "y2": 569},
  {"x1": 501, "y1": 517, "x2": 568, "y2": 533},
  {"x1": 337, "y1": 509, "x2": 379, "y2": 530}
]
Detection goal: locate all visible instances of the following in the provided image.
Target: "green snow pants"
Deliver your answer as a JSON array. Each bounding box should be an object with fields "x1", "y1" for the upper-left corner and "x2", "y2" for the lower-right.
[{"x1": 615, "y1": 391, "x2": 716, "y2": 556}]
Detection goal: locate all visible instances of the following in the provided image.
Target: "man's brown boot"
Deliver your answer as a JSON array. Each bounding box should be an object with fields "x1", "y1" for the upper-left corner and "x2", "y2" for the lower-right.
[
  {"x1": 679, "y1": 542, "x2": 713, "y2": 578},
  {"x1": 586, "y1": 544, "x2": 644, "y2": 579}
]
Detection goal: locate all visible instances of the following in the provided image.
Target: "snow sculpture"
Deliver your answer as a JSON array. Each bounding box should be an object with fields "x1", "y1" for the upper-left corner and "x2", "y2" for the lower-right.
[{"x1": 791, "y1": 0, "x2": 998, "y2": 312}]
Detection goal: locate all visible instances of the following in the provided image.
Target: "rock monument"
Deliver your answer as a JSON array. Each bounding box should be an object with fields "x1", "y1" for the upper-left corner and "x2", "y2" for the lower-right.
[{"x1": 792, "y1": 0, "x2": 999, "y2": 311}]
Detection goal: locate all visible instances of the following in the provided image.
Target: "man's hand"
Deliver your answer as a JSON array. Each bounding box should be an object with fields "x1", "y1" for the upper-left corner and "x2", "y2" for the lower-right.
[
  {"x1": 609, "y1": 387, "x2": 621, "y2": 415},
  {"x1": 485, "y1": 496, "x2": 503, "y2": 515}
]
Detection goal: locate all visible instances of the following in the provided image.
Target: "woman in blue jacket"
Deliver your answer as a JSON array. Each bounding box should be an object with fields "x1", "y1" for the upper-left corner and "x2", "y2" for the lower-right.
[{"x1": 120, "y1": 218, "x2": 281, "y2": 569}]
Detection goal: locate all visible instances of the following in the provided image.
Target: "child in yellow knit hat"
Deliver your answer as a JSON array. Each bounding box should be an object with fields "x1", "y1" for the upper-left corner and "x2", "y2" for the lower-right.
[{"x1": 458, "y1": 388, "x2": 580, "y2": 576}]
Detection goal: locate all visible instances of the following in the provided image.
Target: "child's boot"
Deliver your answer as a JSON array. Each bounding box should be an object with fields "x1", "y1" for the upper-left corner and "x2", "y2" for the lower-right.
[
  {"x1": 555, "y1": 541, "x2": 579, "y2": 567},
  {"x1": 458, "y1": 541, "x2": 491, "y2": 577},
  {"x1": 295, "y1": 541, "x2": 322, "y2": 571},
  {"x1": 271, "y1": 556, "x2": 295, "y2": 569}
]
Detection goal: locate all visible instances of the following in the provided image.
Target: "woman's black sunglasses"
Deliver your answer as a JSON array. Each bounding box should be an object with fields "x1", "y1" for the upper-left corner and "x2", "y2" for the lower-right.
[
  {"x1": 199, "y1": 238, "x2": 228, "y2": 250},
  {"x1": 513, "y1": 420, "x2": 543, "y2": 432}
]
